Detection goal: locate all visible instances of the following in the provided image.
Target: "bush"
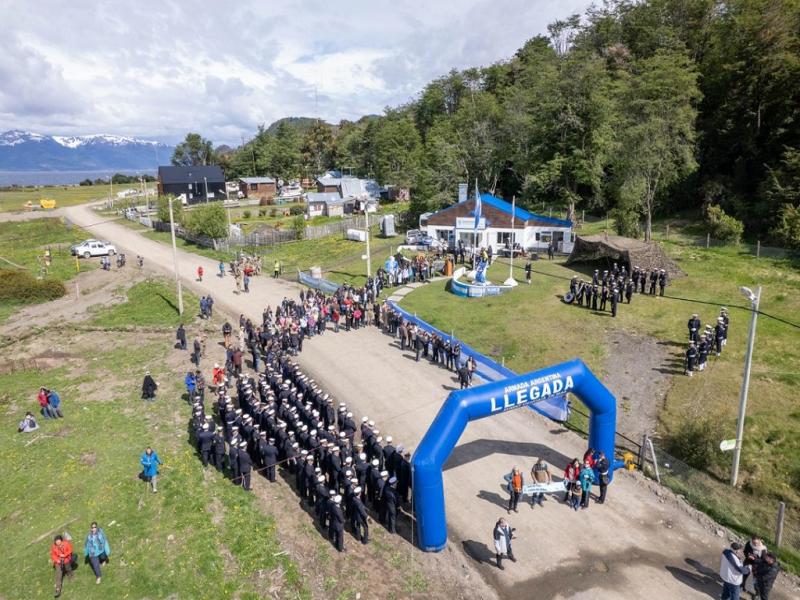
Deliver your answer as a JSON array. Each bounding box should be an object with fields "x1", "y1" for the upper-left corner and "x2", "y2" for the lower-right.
[
  {"x1": 0, "y1": 269, "x2": 66, "y2": 302},
  {"x1": 289, "y1": 205, "x2": 304, "y2": 216},
  {"x1": 156, "y1": 195, "x2": 183, "y2": 225},
  {"x1": 771, "y1": 204, "x2": 800, "y2": 250},
  {"x1": 664, "y1": 417, "x2": 726, "y2": 472},
  {"x1": 258, "y1": 209, "x2": 267, "y2": 217},
  {"x1": 705, "y1": 204, "x2": 744, "y2": 243},
  {"x1": 292, "y1": 215, "x2": 305, "y2": 239},
  {"x1": 185, "y1": 203, "x2": 228, "y2": 239},
  {"x1": 242, "y1": 210, "x2": 251, "y2": 219},
  {"x1": 270, "y1": 208, "x2": 278, "y2": 217}
]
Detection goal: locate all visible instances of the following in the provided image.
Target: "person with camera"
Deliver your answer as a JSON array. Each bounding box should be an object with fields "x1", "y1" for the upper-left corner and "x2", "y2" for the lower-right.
[
  {"x1": 50, "y1": 534, "x2": 74, "y2": 598},
  {"x1": 505, "y1": 466, "x2": 524, "y2": 513},
  {"x1": 83, "y1": 521, "x2": 110, "y2": 584},
  {"x1": 493, "y1": 518, "x2": 516, "y2": 570}
]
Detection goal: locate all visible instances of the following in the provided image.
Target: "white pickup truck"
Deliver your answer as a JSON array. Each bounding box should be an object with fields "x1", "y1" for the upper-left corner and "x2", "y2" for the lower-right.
[{"x1": 70, "y1": 239, "x2": 117, "y2": 258}]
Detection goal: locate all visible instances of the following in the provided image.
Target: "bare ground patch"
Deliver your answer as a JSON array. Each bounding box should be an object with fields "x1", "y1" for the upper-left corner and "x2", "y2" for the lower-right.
[{"x1": 602, "y1": 329, "x2": 673, "y2": 442}]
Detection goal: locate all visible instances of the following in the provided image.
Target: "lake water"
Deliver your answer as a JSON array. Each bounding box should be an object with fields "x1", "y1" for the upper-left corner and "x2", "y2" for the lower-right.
[{"x1": 0, "y1": 170, "x2": 157, "y2": 186}]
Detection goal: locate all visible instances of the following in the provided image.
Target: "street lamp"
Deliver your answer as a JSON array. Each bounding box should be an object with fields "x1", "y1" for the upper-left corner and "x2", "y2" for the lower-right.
[{"x1": 730, "y1": 284, "x2": 761, "y2": 487}]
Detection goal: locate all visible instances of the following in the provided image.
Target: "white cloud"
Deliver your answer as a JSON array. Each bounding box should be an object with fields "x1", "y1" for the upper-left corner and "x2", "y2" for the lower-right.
[{"x1": 0, "y1": 0, "x2": 591, "y2": 144}]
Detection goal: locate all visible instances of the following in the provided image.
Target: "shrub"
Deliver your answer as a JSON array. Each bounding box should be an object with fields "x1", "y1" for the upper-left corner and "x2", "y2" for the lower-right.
[
  {"x1": 705, "y1": 204, "x2": 744, "y2": 243},
  {"x1": 0, "y1": 269, "x2": 66, "y2": 302},
  {"x1": 270, "y1": 208, "x2": 278, "y2": 217},
  {"x1": 664, "y1": 417, "x2": 726, "y2": 472},
  {"x1": 771, "y1": 204, "x2": 800, "y2": 250},
  {"x1": 258, "y1": 209, "x2": 267, "y2": 217},
  {"x1": 292, "y1": 215, "x2": 306, "y2": 239},
  {"x1": 289, "y1": 205, "x2": 304, "y2": 216},
  {"x1": 242, "y1": 210, "x2": 251, "y2": 219},
  {"x1": 185, "y1": 203, "x2": 228, "y2": 239},
  {"x1": 156, "y1": 195, "x2": 183, "y2": 225}
]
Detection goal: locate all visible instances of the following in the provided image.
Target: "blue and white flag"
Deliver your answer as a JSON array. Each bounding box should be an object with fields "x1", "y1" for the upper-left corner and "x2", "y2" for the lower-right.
[{"x1": 473, "y1": 180, "x2": 482, "y2": 231}]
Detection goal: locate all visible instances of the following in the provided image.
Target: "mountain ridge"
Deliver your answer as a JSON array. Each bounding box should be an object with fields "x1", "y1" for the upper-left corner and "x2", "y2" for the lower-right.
[{"x1": 0, "y1": 130, "x2": 174, "y2": 171}]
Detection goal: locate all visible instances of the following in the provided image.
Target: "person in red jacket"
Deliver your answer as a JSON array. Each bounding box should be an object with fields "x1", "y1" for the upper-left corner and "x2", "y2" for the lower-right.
[
  {"x1": 563, "y1": 458, "x2": 581, "y2": 503},
  {"x1": 50, "y1": 535, "x2": 74, "y2": 597},
  {"x1": 197, "y1": 265, "x2": 204, "y2": 281}
]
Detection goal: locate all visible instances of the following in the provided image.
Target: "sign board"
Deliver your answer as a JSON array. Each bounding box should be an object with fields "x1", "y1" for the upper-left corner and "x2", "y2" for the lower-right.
[
  {"x1": 522, "y1": 481, "x2": 568, "y2": 495},
  {"x1": 458, "y1": 183, "x2": 468, "y2": 203},
  {"x1": 719, "y1": 439, "x2": 736, "y2": 452},
  {"x1": 456, "y1": 217, "x2": 486, "y2": 230},
  {"x1": 489, "y1": 373, "x2": 575, "y2": 414}
]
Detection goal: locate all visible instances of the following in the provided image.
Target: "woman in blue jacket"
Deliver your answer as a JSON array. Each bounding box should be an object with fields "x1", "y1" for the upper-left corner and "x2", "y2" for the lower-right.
[
  {"x1": 83, "y1": 521, "x2": 110, "y2": 584},
  {"x1": 579, "y1": 460, "x2": 596, "y2": 509},
  {"x1": 140, "y1": 447, "x2": 162, "y2": 493}
]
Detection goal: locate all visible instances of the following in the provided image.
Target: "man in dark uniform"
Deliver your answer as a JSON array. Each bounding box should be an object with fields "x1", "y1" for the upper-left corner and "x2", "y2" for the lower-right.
[
  {"x1": 714, "y1": 318, "x2": 725, "y2": 356},
  {"x1": 382, "y1": 436, "x2": 396, "y2": 478},
  {"x1": 398, "y1": 451, "x2": 412, "y2": 504},
  {"x1": 383, "y1": 477, "x2": 399, "y2": 534},
  {"x1": 350, "y1": 486, "x2": 369, "y2": 544},
  {"x1": 698, "y1": 335, "x2": 709, "y2": 372},
  {"x1": 596, "y1": 451, "x2": 610, "y2": 504},
  {"x1": 458, "y1": 362, "x2": 471, "y2": 389},
  {"x1": 610, "y1": 288, "x2": 618, "y2": 317},
  {"x1": 590, "y1": 285, "x2": 598, "y2": 311},
  {"x1": 576, "y1": 281, "x2": 585, "y2": 307},
  {"x1": 685, "y1": 342, "x2": 697, "y2": 376},
  {"x1": 197, "y1": 422, "x2": 213, "y2": 467},
  {"x1": 238, "y1": 442, "x2": 252, "y2": 491},
  {"x1": 315, "y1": 475, "x2": 330, "y2": 527},
  {"x1": 599, "y1": 286, "x2": 608, "y2": 311},
  {"x1": 640, "y1": 269, "x2": 647, "y2": 294},
  {"x1": 649, "y1": 269, "x2": 658, "y2": 295},
  {"x1": 524, "y1": 260, "x2": 532, "y2": 284},
  {"x1": 212, "y1": 426, "x2": 226, "y2": 472},
  {"x1": 229, "y1": 439, "x2": 241, "y2": 485},
  {"x1": 632, "y1": 267, "x2": 640, "y2": 292},
  {"x1": 658, "y1": 269, "x2": 667, "y2": 296},
  {"x1": 328, "y1": 495, "x2": 345, "y2": 552},
  {"x1": 262, "y1": 437, "x2": 278, "y2": 482},
  {"x1": 625, "y1": 279, "x2": 633, "y2": 304},
  {"x1": 688, "y1": 314, "x2": 701, "y2": 342}
]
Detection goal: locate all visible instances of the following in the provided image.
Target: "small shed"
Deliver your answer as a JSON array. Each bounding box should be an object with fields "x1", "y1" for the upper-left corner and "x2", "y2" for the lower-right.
[
  {"x1": 306, "y1": 192, "x2": 343, "y2": 218},
  {"x1": 566, "y1": 234, "x2": 684, "y2": 278},
  {"x1": 238, "y1": 177, "x2": 277, "y2": 203}
]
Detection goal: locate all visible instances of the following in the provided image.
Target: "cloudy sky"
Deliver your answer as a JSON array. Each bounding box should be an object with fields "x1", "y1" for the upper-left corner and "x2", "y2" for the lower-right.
[{"x1": 1, "y1": 0, "x2": 590, "y2": 145}]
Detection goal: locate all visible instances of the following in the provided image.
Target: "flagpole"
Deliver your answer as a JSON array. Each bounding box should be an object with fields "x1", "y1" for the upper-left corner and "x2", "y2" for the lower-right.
[{"x1": 504, "y1": 195, "x2": 519, "y2": 287}]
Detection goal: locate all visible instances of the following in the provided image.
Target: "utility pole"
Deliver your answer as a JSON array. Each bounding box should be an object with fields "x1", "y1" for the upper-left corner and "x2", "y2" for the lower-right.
[
  {"x1": 168, "y1": 197, "x2": 184, "y2": 315},
  {"x1": 730, "y1": 285, "x2": 761, "y2": 486},
  {"x1": 204, "y1": 176, "x2": 209, "y2": 203},
  {"x1": 504, "y1": 195, "x2": 518, "y2": 287},
  {"x1": 364, "y1": 199, "x2": 371, "y2": 280}
]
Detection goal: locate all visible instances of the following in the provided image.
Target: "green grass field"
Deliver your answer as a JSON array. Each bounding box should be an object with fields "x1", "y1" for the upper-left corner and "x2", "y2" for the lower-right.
[
  {"x1": 0, "y1": 218, "x2": 96, "y2": 323},
  {"x1": 0, "y1": 280, "x2": 307, "y2": 599},
  {"x1": 0, "y1": 185, "x2": 108, "y2": 212},
  {"x1": 89, "y1": 280, "x2": 199, "y2": 327}
]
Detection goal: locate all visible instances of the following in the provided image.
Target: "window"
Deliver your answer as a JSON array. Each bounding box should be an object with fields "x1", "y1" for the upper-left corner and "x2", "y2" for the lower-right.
[
  {"x1": 250, "y1": 183, "x2": 258, "y2": 191},
  {"x1": 496, "y1": 232, "x2": 514, "y2": 245}
]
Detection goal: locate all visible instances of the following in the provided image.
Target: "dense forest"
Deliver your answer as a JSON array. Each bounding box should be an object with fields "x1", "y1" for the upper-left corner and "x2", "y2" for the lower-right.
[{"x1": 182, "y1": 0, "x2": 800, "y2": 245}]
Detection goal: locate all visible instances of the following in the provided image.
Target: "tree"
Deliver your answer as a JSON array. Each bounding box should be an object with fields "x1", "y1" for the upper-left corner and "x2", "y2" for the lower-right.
[
  {"x1": 301, "y1": 121, "x2": 336, "y2": 175},
  {"x1": 171, "y1": 133, "x2": 216, "y2": 166},
  {"x1": 615, "y1": 49, "x2": 701, "y2": 240},
  {"x1": 185, "y1": 203, "x2": 227, "y2": 239},
  {"x1": 156, "y1": 194, "x2": 183, "y2": 225}
]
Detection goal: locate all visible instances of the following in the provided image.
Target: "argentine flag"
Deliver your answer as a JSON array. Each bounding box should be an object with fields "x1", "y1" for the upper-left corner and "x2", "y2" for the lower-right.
[{"x1": 473, "y1": 181, "x2": 482, "y2": 231}]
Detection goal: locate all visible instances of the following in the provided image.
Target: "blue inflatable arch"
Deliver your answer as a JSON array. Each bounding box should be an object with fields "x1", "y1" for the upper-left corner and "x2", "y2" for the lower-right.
[{"x1": 412, "y1": 358, "x2": 621, "y2": 552}]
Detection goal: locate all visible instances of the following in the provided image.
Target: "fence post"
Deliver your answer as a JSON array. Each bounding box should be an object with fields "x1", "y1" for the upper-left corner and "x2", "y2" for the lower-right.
[
  {"x1": 706, "y1": 233, "x2": 710, "y2": 249},
  {"x1": 775, "y1": 501, "x2": 785, "y2": 548},
  {"x1": 639, "y1": 433, "x2": 649, "y2": 470},
  {"x1": 666, "y1": 224, "x2": 670, "y2": 240},
  {"x1": 756, "y1": 240, "x2": 761, "y2": 259}
]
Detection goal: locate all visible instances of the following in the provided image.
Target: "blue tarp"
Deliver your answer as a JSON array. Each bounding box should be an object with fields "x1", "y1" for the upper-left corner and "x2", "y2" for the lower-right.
[{"x1": 298, "y1": 270, "x2": 341, "y2": 294}]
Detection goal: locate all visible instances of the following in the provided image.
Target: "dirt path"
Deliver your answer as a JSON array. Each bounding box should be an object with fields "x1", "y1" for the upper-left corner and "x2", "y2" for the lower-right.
[{"x1": 62, "y1": 204, "x2": 798, "y2": 599}]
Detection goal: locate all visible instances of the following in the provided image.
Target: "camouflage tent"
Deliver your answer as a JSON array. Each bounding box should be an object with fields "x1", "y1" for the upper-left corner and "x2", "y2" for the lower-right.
[{"x1": 566, "y1": 234, "x2": 684, "y2": 278}]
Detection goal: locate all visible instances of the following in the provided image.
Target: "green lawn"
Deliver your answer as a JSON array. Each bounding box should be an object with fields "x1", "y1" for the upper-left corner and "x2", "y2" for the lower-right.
[
  {"x1": 0, "y1": 281, "x2": 307, "y2": 599},
  {"x1": 89, "y1": 280, "x2": 199, "y2": 327},
  {"x1": 0, "y1": 185, "x2": 107, "y2": 212},
  {"x1": 0, "y1": 218, "x2": 97, "y2": 323}
]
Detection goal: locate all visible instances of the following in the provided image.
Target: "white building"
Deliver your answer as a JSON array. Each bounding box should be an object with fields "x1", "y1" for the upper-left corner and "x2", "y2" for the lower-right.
[{"x1": 423, "y1": 193, "x2": 574, "y2": 253}]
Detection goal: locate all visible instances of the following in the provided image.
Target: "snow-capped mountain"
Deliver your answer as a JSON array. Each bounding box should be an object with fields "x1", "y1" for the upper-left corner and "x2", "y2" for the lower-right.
[{"x1": 0, "y1": 130, "x2": 174, "y2": 171}]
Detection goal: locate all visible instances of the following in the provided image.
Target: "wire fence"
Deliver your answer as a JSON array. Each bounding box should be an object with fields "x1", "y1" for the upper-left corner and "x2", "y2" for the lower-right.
[{"x1": 642, "y1": 438, "x2": 800, "y2": 570}]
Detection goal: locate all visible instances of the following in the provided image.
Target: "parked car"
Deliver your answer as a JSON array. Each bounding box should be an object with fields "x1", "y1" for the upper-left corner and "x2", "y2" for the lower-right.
[
  {"x1": 419, "y1": 235, "x2": 445, "y2": 249},
  {"x1": 405, "y1": 229, "x2": 424, "y2": 244},
  {"x1": 70, "y1": 239, "x2": 117, "y2": 258}
]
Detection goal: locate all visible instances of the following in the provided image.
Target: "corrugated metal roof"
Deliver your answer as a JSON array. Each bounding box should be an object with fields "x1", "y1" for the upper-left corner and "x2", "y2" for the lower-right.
[
  {"x1": 427, "y1": 193, "x2": 572, "y2": 228},
  {"x1": 238, "y1": 176, "x2": 275, "y2": 184},
  {"x1": 306, "y1": 192, "x2": 344, "y2": 204}
]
